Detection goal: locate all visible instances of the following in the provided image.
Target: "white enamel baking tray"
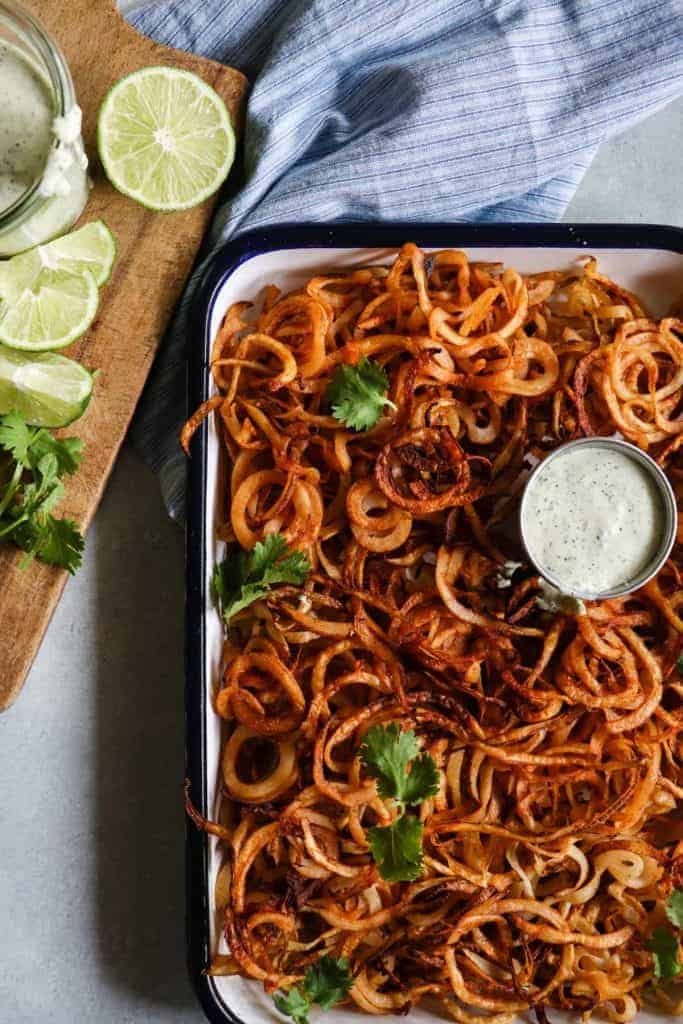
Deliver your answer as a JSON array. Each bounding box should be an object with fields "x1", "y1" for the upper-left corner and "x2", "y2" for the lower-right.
[{"x1": 186, "y1": 222, "x2": 683, "y2": 1024}]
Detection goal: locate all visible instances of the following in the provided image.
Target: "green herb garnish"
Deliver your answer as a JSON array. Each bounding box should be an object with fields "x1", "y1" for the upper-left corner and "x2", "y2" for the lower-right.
[
  {"x1": 367, "y1": 813, "x2": 426, "y2": 883},
  {"x1": 0, "y1": 410, "x2": 84, "y2": 574},
  {"x1": 648, "y1": 925, "x2": 683, "y2": 980},
  {"x1": 646, "y1": 890, "x2": 683, "y2": 981},
  {"x1": 667, "y1": 889, "x2": 683, "y2": 929},
  {"x1": 677, "y1": 654, "x2": 683, "y2": 675},
  {"x1": 274, "y1": 956, "x2": 352, "y2": 1024},
  {"x1": 359, "y1": 723, "x2": 439, "y2": 883},
  {"x1": 212, "y1": 533, "x2": 310, "y2": 627},
  {"x1": 325, "y1": 357, "x2": 396, "y2": 431},
  {"x1": 360, "y1": 723, "x2": 440, "y2": 805}
]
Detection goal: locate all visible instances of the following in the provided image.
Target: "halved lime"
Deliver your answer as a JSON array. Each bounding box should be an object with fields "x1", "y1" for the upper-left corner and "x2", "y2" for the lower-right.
[
  {"x1": 0, "y1": 268, "x2": 99, "y2": 351},
  {"x1": 97, "y1": 66, "x2": 235, "y2": 212},
  {"x1": 0, "y1": 221, "x2": 116, "y2": 304},
  {"x1": 0, "y1": 346, "x2": 94, "y2": 426}
]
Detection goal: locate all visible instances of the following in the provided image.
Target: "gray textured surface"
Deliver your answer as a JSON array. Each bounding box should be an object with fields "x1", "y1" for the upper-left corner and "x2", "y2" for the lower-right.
[
  {"x1": 565, "y1": 98, "x2": 683, "y2": 225},
  {"x1": 0, "y1": 447, "x2": 194, "y2": 1023},
  {"x1": 0, "y1": 74, "x2": 681, "y2": 1024}
]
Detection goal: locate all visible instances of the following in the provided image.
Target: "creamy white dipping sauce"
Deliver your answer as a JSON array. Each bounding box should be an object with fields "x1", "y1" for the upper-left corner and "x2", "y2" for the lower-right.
[
  {"x1": 0, "y1": 41, "x2": 53, "y2": 212},
  {"x1": 522, "y1": 444, "x2": 664, "y2": 595},
  {"x1": 0, "y1": 41, "x2": 89, "y2": 255},
  {"x1": 535, "y1": 578, "x2": 586, "y2": 617}
]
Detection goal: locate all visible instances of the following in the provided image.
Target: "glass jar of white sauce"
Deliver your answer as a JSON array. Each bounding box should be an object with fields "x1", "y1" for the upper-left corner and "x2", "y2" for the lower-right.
[{"x1": 0, "y1": 1, "x2": 89, "y2": 256}]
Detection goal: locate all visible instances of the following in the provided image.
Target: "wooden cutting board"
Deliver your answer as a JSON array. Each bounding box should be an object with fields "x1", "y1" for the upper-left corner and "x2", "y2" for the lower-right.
[{"x1": 0, "y1": 0, "x2": 247, "y2": 710}]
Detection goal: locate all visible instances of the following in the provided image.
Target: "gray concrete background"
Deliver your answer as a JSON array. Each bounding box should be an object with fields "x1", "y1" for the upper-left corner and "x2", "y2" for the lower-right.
[{"x1": 0, "y1": 55, "x2": 681, "y2": 1024}]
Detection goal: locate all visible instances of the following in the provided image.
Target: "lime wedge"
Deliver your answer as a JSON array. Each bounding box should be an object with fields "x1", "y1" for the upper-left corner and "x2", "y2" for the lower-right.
[
  {"x1": 97, "y1": 66, "x2": 235, "y2": 212},
  {"x1": 0, "y1": 268, "x2": 99, "y2": 351},
  {"x1": 0, "y1": 345, "x2": 94, "y2": 426},
  {"x1": 0, "y1": 221, "x2": 116, "y2": 303}
]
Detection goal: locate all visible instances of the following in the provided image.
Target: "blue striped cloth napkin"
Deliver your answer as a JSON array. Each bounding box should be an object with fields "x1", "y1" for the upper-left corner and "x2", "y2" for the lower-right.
[{"x1": 127, "y1": 0, "x2": 683, "y2": 521}]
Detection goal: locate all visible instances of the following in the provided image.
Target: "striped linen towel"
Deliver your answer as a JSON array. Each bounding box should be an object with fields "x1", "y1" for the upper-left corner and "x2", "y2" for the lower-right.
[{"x1": 126, "y1": 0, "x2": 683, "y2": 520}]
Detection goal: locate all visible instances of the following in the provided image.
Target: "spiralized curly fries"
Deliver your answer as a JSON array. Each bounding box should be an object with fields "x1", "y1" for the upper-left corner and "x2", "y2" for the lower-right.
[{"x1": 183, "y1": 244, "x2": 683, "y2": 1022}]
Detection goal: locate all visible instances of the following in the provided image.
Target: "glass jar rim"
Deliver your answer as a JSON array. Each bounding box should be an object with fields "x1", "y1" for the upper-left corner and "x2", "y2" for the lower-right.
[{"x1": 0, "y1": 0, "x2": 77, "y2": 228}]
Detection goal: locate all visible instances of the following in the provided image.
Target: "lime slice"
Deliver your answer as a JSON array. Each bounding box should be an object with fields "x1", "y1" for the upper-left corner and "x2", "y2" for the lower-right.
[
  {"x1": 0, "y1": 221, "x2": 116, "y2": 304},
  {"x1": 0, "y1": 345, "x2": 94, "y2": 426},
  {"x1": 97, "y1": 66, "x2": 235, "y2": 212},
  {"x1": 0, "y1": 268, "x2": 99, "y2": 351}
]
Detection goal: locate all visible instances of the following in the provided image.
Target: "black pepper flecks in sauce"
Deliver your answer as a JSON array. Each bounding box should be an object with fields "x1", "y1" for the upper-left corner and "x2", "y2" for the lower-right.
[
  {"x1": 523, "y1": 446, "x2": 663, "y2": 593},
  {"x1": 0, "y1": 42, "x2": 53, "y2": 213}
]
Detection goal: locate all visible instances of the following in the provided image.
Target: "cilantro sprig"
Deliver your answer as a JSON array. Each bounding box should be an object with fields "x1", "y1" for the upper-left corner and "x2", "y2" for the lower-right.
[
  {"x1": 212, "y1": 533, "x2": 310, "y2": 627},
  {"x1": 666, "y1": 889, "x2": 683, "y2": 929},
  {"x1": 647, "y1": 889, "x2": 683, "y2": 980},
  {"x1": 360, "y1": 723, "x2": 439, "y2": 883},
  {"x1": 325, "y1": 357, "x2": 396, "y2": 431},
  {"x1": 648, "y1": 926, "x2": 682, "y2": 981},
  {"x1": 274, "y1": 956, "x2": 352, "y2": 1024},
  {"x1": 0, "y1": 411, "x2": 84, "y2": 574},
  {"x1": 368, "y1": 813, "x2": 426, "y2": 883}
]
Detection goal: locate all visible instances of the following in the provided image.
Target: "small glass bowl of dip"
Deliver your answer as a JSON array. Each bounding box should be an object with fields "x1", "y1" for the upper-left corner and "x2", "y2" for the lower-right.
[
  {"x1": 519, "y1": 437, "x2": 677, "y2": 601},
  {"x1": 0, "y1": 0, "x2": 89, "y2": 256}
]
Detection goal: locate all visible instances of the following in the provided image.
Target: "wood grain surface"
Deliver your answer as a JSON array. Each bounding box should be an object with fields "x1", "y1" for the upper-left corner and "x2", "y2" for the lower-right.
[{"x1": 0, "y1": 0, "x2": 247, "y2": 710}]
